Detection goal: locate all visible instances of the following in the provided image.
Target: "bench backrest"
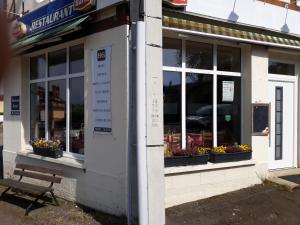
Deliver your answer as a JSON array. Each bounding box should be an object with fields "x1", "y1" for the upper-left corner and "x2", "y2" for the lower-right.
[{"x1": 14, "y1": 164, "x2": 64, "y2": 184}]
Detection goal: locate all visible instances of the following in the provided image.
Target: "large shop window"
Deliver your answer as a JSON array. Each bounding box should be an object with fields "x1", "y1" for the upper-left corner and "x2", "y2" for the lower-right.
[
  {"x1": 163, "y1": 38, "x2": 242, "y2": 152},
  {"x1": 30, "y1": 44, "x2": 85, "y2": 156}
]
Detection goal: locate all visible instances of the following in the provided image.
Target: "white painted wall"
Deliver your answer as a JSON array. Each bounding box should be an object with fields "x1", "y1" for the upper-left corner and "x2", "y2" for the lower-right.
[
  {"x1": 165, "y1": 163, "x2": 261, "y2": 208},
  {"x1": 3, "y1": 25, "x2": 130, "y2": 216},
  {"x1": 186, "y1": 0, "x2": 300, "y2": 35}
]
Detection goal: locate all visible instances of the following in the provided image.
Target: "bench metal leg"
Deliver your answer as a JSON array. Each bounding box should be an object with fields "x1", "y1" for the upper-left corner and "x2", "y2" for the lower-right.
[
  {"x1": 25, "y1": 193, "x2": 45, "y2": 216},
  {"x1": 50, "y1": 191, "x2": 59, "y2": 206},
  {"x1": 0, "y1": 187, "x2": 11, "y2": 198}
]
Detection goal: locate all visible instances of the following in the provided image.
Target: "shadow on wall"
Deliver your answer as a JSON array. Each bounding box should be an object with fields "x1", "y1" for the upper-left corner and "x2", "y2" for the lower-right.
[{"x1": 228, "y1": 0, "x2": 239, "y2": 22}]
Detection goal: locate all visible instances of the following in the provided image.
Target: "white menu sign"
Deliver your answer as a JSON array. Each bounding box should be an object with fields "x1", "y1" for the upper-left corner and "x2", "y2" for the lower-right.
[
  {"x1": 222, "y1": 81, "x2": 234, "y2": 102},
  {"x1": 92, "y1": 46, "x2": 112, "y2": 134}
]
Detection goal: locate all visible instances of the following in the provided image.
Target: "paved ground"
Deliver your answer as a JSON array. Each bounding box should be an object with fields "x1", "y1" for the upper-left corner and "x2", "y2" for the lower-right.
[
  {"x1": 0, "y1": 186, "x2": 126, "y2": 225},
  {"x1": 166, "y1": 183, "x2": 300, "y2": 225}
]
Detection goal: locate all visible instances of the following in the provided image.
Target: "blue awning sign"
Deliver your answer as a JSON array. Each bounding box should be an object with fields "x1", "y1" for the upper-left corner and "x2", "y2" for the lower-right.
[{"x1": 16, "y1": 0, "x2": 96, "y2": 37}]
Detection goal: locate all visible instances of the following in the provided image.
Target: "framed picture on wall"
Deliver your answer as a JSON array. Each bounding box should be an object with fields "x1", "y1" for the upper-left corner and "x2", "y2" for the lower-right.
[{"x1": 252, "y1": 103, "x2": 270, "y2": 136}]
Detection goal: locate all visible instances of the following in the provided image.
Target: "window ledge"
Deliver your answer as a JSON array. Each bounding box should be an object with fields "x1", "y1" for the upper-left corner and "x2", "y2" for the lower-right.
[
  {"x1": 17, "y1": 151, "x2": 85, "y2": 170},
  {"x1": 165, "y1": 160, "x2": 256, "y2": 175}
]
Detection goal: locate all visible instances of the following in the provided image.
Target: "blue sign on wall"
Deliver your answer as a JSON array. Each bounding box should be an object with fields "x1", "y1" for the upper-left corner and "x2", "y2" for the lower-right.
[
  {"x1": 11, "y1": 96, "x2": 20, "y2": 116},
  {"x1": 18, "y1": 0, "x2": 95, "y2": 36}
]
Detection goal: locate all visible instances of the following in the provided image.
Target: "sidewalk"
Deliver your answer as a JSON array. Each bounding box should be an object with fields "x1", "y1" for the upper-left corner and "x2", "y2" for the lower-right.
[
  {"x1": 0, "y1": 187, "x2": 126, "y2": 225},
  {"x1": 166, "y1": 184, "x2": 300, "y2": 225}
]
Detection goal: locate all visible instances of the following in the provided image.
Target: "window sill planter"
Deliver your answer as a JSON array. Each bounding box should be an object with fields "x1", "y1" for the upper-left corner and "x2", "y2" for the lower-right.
[
  {"x1": 164, "y1": 154, "x2": 209, "y2": 167},
  {"x1": 209, "y1": 151, "x2": 252, "y2": 163},
  {"x1": 33, "y1": 147, "x2": 63, "y2": 159}
]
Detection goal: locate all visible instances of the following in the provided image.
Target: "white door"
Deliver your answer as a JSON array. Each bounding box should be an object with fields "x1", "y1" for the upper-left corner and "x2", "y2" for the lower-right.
[{"x1": 268, "y1": 80, "x2": 295, "y2": 170}]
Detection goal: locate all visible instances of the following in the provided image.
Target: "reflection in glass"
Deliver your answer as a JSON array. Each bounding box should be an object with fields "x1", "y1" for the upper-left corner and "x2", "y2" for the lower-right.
[
  {"x1": 48, "y1": 49, "x2": 67, "y2": 77},
  {"x1": 70, "y1": 44, "x2": 84, "y2": 74},
  {"x1": 217, "y1": 76, "x2": 241, "y2": 146},
  {"x1": 163, "y1": 38, "x2": 182, "y2": 67},
  {"x1": 163, "y1": 71, "x2": 181, "y2": 151},
  {"x1": 186, "y1": 41, "x2": 213, "y2": 70},
  {"x1": 217, "y1": 45, "x2": 241, "y2": 72},
  {"x1": 70, "y1": 77, "x2": 84, "y2": 154},
  {"x1": 30, "y1": 83, "x2": 45, "y2": 139},
  {"x1": 269, "y1": 61, "x2": 295, "y2": 75},
  {"x1": 30, "y1": 55, "x2": 46, "y2": 80},
  {"x1": 186, "y1": 73, "x2": 213, "y2": 148},
  {"x1": 48, "y1": 80, "x2": 66, "y2": 150}
]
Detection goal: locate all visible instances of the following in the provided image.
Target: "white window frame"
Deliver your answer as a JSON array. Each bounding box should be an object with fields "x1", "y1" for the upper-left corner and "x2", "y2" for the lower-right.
[
  {"x1": 163, "y1": 37, "x2": 242, "y2": 149},
  {"x1": 29, "y1": 42, "x2": 85, "y2": 160}
]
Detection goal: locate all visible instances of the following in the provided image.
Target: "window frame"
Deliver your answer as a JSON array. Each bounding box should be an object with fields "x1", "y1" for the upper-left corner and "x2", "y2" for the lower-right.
[
  {"x1": 28, "y1": 41, "x2": 85, "y2": 160},
  {"x1": 163, "y1": 37, "x2": 243, "y2": 149}
]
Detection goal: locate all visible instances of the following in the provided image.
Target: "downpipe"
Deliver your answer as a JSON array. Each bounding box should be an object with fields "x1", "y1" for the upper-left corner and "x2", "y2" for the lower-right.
[{"x1": 136, "y1": 21, "x2": 149, "y2": 225}]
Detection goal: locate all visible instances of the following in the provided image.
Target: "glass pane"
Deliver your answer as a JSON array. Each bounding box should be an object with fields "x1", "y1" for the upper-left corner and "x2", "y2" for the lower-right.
[
  {"x1": 186, "y1": 41, "x2": 213, "y2": 70},
  {"x1": 217, "y1": 45, "x2": 241, "y2": 72},
  {"x1": 30, "y1": 55, "x2": 46, "y2": 80},
  {"x1": 217, "y1": 76, "x2": 241, "y2": 146},
  {"x1": 70, "y1": 44, "x2": 84, "y2": 74},
  {"x1": 48, "y1": 49, "x2": 67, "y2": 77},
  {"x1": 163, "y1": 38, "x2": 182, "y2": 67},
  {"x1": 70, "y1": 77, "x2": 84, "y2": 154},
  {"x1": 48, "y1": 80, "x2": 66, "y2": 150},
  {"x1": 163, "y1": 71, "x2": 181, "y2": 151},
  {"x1": 269, "y1": 61, "x2": 295, "y2": 75},
  {"x1": 186, "y1": 73, "x2": 213, "y2": 148},
  {"x1": 30, "y1": 83, "x2": 45, "y2": 139},
  {"x1": 275, "y1": 87, "x2": 283, "y2": 160}
]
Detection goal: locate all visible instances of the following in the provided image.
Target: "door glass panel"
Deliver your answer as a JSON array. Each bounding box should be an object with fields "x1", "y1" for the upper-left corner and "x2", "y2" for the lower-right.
[
  {"x1": 48, "y1": 80, "x2": 66, "y2": 150},
  {"x1": 186, "y1": 73, "x2": 213, "y2": 148},
  {"x1": 30, "y1": 82, "x2": 45, "y2": 139},
  {"x1": 217, "y1": 76, "x2": 241, "y2": 146},
  {"x1": 275, "y1": 87, "x2": 283, "y2": 160},
  {"x1": 163, "y1": 71, "x2": 182, "y2": 151}
]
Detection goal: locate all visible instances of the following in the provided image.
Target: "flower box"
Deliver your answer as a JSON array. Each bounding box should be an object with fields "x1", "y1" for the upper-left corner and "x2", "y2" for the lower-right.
[
  {"x1": 33, "y1": 147, "x2": 63, "y2": 159},
  {"x1": 164, "y1": 154, "x2": 209, "y2": 167},
  {"x1": 209, "y1": 151, "x2": 252, "y2": 163}
]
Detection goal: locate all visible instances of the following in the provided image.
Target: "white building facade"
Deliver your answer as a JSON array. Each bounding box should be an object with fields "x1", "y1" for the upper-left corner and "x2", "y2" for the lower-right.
[
  {"x1": 163, "y1": 0, "x2": 300, "y2": 209},
  {"x1": 2, "y1": 0, "x2": 300, "y2": 225}
]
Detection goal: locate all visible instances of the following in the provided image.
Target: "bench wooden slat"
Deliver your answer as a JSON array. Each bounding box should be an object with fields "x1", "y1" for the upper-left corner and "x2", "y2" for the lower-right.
[
  {"x1": 16, "y1": 164, "x2": 64, "y2": 176},
  {"x1": 14, "y1": 170, "x2": 62, "y2": 184},
  {"x1": 0, "y1": 179, "x2": 51, "y2": 196}
]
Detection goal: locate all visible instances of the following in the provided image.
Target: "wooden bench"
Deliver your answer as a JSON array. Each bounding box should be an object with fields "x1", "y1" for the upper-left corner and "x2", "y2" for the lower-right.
[{"x1": 0, "y1": 163, "x2": 63, "y2": 215}]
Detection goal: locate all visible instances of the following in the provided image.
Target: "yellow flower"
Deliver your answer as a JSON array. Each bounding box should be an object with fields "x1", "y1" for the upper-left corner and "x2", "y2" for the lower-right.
[
  {"x1": 212, "y1": 146, "x2": 227, "y2": 154},
  {"x1": 239, "y1": 145, "x2": 251, "y2": 152}
]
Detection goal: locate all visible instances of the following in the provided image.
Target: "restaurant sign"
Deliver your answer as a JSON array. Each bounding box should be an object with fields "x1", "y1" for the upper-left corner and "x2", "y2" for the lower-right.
[
  {"x1": 15, "y1": 0, "x2": 95, "y2": 37},
  {"x1": 163, "y1": 0, "x2": 188, "y2": 7}
]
